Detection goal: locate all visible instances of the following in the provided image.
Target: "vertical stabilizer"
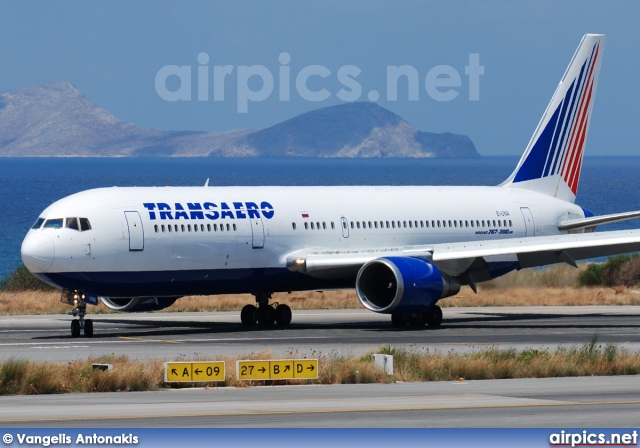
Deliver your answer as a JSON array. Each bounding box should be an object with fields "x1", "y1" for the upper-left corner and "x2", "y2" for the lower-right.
[{"x1": 501, "y1": 34, "x2": 605, "y2": 203}]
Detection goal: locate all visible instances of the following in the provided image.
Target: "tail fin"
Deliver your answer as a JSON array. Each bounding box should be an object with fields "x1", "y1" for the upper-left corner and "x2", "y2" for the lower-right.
[{"x1": 501, "y1": 34, "x2": 605, "y2": 203}]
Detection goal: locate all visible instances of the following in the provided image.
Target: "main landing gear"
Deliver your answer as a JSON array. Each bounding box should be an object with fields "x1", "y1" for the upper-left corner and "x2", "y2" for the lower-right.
[
  {"x1": 240, "y1": 293, "x2": 292, "y2": 327},
  {"x1": 391, "y1": 305, "x2": 443, "y2": 328},
  {"x1": 62, "y1": 291, "x2": 94, "y2": 338}
]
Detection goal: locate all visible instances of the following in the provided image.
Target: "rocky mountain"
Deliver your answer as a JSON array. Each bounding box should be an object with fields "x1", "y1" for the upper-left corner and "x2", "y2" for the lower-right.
[{"x1": 0, "y1": 82, "x2": 479, "y2": 158}]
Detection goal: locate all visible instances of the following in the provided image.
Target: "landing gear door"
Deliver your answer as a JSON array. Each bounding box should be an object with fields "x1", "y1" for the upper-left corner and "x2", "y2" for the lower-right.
[
  {"x1": 251, "y1": 216, "x2": 265, "y2": 249},
  {"x1": 124, "y1": 211, "x2": 144, "y2": 251}
]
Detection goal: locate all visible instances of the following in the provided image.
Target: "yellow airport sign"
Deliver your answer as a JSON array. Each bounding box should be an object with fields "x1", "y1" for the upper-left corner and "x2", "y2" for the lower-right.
[
  {"x1": 237, "y1": 360, "x2": 271, "y2": 380},
  {"x1": 293, "y1": 359, "x2": 318, "y2": 379},
  {"x1": 236, "y1": 359, "x2": 318, "y2": 380},
  {"x1": 164, "y1": 361, "x2": 225, "y2": 382}
]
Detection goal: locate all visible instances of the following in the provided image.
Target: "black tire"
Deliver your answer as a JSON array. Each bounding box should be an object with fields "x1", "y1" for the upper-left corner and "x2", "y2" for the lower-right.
[
  {"x1": 71, "y1": 320, "x2": 80, "y2": 338},
  {"x1": 407, "y1": 311, "x2": 428, "y2": 327},
  {"x1": 240, "y1": 304, "x2": 258, "y2": 326},
  {"x1": 84, "y1": 319, "x2": 94, "y2": 338},
  {"x1": 391, "y1": 313, "x2": 406, "y2": 327},
  {"x1": 426, "y1": 305, "x2": 443, "y2": 327},
  {"x1": 258, "y1": 306, "x2": 276, "y2": 326},
  {"x1": 275, "y1": 304, "x2": 292, "y2": 326}
]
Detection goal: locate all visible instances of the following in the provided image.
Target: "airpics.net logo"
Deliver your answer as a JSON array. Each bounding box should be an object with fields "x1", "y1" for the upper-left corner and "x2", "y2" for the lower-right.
[{"x1": 154, "y1": 52, "x2": 484, "y2": 113}]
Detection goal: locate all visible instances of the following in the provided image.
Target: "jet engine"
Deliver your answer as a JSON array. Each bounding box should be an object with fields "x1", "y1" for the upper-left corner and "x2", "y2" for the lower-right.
[
  {"x1": 356, "y1": 257, "x2": 460, "y2": 314},
  {"x1": 99, "y1": 296, "x2": 179, "y2": 312}
]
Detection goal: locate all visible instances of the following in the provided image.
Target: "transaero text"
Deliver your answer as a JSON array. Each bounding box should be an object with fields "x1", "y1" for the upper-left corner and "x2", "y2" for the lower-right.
[{"x1": 143, "y1": 201, "x2": 274, "y2": 221}]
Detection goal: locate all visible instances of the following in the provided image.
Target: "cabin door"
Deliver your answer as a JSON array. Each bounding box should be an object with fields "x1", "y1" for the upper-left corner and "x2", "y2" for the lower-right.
[
  {"x1": 124, "y1": 211, "x2": 144, "y2": 251},
  {"x1": 251, "y1": 216, "x2": 265, "y2": 249},
  {"x1": 520, "y1": 207, "x2": 535, "y2": 237}
]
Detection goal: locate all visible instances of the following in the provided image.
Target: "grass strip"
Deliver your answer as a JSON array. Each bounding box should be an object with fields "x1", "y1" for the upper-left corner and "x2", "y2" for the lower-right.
[{"x1": 1, "y1": 336, "x2": 639, "y2": 395}]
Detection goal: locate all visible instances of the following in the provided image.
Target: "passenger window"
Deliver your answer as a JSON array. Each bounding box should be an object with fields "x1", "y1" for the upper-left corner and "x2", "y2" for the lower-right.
[
  {"x1": 331, "y1": 222, "x2": 335, "y2": 229},
  {"x1": 154, "y1": 225, "x2": 158, "y2": 233},
  {"x1": 168, "y1": 225, "x2": 172, "y2": 233},
  {"x1": 304, "y1": 222, "x2": 308, "y2": 230},
  {"x1": 65, "y1": 218, "x2": 79, "y2": 230},
  {"x1": 43, "y1": 218, "x2": 63, "y2": 229},
  {"x1": 292, "y1": 223, "x2": 297, "y2": 230},
  {"x1": 161, "y1": 225, "x2": 166, "y2": 232},
  {"x1": 226, "y1": 224, "x2": 231, "y2": 231}
]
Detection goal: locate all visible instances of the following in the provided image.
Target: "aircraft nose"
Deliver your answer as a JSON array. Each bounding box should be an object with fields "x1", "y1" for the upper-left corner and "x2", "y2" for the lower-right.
[{"x1": 21, "y1": 232, "x2": 55, "y2": 273}]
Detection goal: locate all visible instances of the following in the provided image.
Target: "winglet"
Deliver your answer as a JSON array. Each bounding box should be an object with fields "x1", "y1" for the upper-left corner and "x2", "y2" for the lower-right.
[{"x1": 501, "y1": 34, "x2": 605, "y2": 203}]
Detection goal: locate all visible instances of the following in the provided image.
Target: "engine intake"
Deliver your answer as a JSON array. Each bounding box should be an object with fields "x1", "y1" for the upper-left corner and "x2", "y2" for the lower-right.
[
  {"x1": 356, "y1": 257, "x2": 460, "y2": 314},
  {"x1": 100, "y1": 296, "x2": 179, "y2": 312}
]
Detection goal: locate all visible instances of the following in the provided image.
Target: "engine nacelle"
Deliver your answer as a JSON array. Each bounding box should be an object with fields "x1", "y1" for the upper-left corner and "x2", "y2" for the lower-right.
[
  {"x1": 356, "y1": 257, "x2": 460, "y2": 314},
  {"x1": 99, "y1": 296, "x2": 179, "y2": 312}
]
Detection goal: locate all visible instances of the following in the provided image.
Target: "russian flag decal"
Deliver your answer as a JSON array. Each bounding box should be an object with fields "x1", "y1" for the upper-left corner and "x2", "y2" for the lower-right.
[{"x1": 301, "y1": 213, "x2": 309, "y2": 218}]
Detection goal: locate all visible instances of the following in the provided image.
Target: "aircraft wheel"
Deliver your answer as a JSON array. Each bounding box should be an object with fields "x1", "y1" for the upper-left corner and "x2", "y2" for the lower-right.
[
  {"x1": 241, "y1": 304, "x2": 258, "y2": 326},
  {"x1": 258, "y1": 305, "x2": 276, "y2": 327},
  {"x1": 426, "y1": 305, "x2": 443, "y2": 327},
  {"x1": 71, "y1": 320, "x2": 80, "y2": 338},
  {"x1": 407, "y1": 311, "x2": 428, "y2": 327},
  {"x1": 275, "y1": 304, "x2": 292, "y2": 326},
  {"x1": 391, "y1": 313, "x2": 406, "y2": 327},
  {"x1": 84, "y1": 319, "x2": 94, "y2": 338}
]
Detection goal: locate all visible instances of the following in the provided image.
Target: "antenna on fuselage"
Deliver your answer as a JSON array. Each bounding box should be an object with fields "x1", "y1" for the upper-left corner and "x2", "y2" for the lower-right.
[{"x1": 204, "y1": 178, "x2": 210, "y2": 187}]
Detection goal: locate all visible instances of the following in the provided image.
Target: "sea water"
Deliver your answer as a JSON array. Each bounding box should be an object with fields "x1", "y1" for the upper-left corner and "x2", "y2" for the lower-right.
[{"x1": 2, "y1": 156, "x2": 639, "y2": 280}]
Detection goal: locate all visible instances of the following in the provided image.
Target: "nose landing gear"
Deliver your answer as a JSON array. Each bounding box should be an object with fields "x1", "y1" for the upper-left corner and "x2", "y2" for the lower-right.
[{"x1": 62, "y1": 291, "x2": 94, "y2": 338}]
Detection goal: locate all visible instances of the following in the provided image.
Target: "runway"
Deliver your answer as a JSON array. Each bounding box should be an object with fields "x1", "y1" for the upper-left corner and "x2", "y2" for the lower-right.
[
  {"x1": 1, "y1": 306, "x2": 639, "y2": 428},
  {"x1": 1, "y1": 306, "x2": 640, "y2": 362},
  {"x1": 1, "y1": 376, "x2": 640, "y2": 427}
]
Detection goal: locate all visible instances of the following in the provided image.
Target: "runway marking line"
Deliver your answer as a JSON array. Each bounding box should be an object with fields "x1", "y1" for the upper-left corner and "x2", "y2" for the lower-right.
[
  {"x1": 3, "y1": 399, "x2": 640, "y2": 424},
  {"x1": 118, "y1": 336, "x2": 181, "y2": 344}
]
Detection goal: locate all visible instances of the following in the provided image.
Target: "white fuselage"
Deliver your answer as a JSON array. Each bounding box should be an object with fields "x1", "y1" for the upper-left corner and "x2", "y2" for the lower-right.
[{"x1": 21, "y1": 184, "x2": 583, "y2": 298}]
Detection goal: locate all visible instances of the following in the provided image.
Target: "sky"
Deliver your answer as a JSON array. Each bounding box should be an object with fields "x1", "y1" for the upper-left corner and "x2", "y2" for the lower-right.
[{"x1": 1, "y1": 0, "x2": 639, "y2": 156}]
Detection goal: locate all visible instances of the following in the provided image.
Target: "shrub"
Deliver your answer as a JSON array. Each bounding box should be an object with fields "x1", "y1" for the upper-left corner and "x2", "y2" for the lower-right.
[
  {"x1": 578, "y1": 255, "x2": 640, "y2": 287},
  {"x1": 0, "y1": 265, "x2": 55, "y2": 292}
]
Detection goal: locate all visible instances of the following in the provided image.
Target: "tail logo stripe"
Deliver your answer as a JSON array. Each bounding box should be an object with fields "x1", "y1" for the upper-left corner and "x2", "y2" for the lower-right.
[{"x1": 503, "y1": 34, "x2": 604, "y2": 204}]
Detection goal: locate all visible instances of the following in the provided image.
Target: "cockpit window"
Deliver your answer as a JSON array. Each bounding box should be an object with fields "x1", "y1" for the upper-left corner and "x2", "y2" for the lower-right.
[
  {"x1": 43, "y1": 218, "x2": 63, "y2": 229},
  {"x1": 65, "y1": 217, "x2": 79, "y2": 230},
  {"x1": 31, "y1": 218, "x2": 45, "y2": 230},
  {"x1": 79, "y1": 218, "x2": 91, "y2": 231}
]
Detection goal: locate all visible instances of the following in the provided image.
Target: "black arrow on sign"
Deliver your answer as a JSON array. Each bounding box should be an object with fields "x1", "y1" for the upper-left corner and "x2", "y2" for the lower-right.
[
  {"x1": 284, "y1": 365, "x2": 291, "y2": 372},
  {"x1": 259, "y1": 367, "x2": 266, "y2": 373},
  {"x1": 171, "y1": 369, "x2": 177, "y2": 376},
  {"x1": 308, "y1": 365, "x2": 315, "y2": 371},
  {"x1": 194, "y1": 369, "x2": 202, "y2": 375}
]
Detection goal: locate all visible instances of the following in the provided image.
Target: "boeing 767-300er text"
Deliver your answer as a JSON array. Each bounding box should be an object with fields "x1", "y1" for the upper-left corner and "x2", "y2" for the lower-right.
[{"x1": 21, "y1": 34, "x2": 640, "y2": 337}]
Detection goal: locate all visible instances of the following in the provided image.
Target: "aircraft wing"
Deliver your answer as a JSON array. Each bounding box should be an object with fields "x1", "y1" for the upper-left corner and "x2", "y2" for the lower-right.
[
  {"x1": 430, "y1": 229, "x2": 640, "y2": 269},
  {"x1": 286, "y1": 229, "x2": 640, "y2": 279}
]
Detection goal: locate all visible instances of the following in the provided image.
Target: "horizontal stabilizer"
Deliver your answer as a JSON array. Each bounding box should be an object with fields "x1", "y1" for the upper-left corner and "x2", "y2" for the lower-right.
[{"x1": 558, "y1": 210, "x2": 640, "y2": 231}]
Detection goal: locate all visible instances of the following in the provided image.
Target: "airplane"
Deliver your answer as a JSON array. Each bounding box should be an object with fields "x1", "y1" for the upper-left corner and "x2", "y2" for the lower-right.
[{"x1": 20, "y1": 34, "x2": 640, "y2": 337}]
